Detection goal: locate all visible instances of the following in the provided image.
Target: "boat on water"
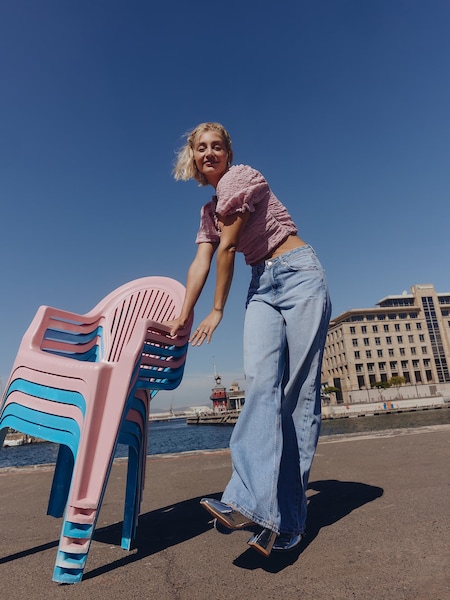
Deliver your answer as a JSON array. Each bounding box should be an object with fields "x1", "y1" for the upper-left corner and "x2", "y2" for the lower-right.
[
  {"x1": 186, "y1": 374, "x2": 245, "y2": 425},
  {"x1": 2, "y1": 430, "x2": 43, "y2": 447}
]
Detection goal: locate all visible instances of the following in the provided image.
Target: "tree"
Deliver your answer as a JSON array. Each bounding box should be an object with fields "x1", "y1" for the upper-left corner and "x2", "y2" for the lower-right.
[
  {"x1": 371, "y1": 381, "x2": 391, "y2": 389},
  {"x1": 389, "y1": 375, "x2": 406, "y2": 387},
  {"x1": 322, "y1": 386, "x2": 340, "y2": 394}
]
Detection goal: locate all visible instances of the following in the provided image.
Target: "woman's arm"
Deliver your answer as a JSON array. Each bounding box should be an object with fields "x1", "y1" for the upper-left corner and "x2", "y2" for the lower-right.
[
  {"x1": 191, "y1": 210, "x2": 250, "y2": 346},
  {"x1": 166, "y1": 242, "x2": 217, "y2": 336}
]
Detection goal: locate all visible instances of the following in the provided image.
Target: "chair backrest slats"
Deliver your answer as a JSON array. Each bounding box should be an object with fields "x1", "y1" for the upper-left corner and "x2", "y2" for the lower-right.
[
  {"x1": 107, "y1": 293, "x2": 146, "y2": 363},
  {"x1": 34, "y1": 278, "x2": 188, "y2": 367},
  {"x1": 105, "y1": 288, "x2": 178, "y2": 363}
]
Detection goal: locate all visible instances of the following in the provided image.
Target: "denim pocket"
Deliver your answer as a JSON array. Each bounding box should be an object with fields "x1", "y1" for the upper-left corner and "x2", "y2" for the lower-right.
[{"x1": 280, "y1": 249, "x2": 319, "y2": 273}]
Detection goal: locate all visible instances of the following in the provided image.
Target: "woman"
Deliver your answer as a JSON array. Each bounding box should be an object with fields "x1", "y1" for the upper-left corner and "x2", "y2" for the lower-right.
[{"x1": 168, "y1": 122, "x2": 331, "y2": 557}]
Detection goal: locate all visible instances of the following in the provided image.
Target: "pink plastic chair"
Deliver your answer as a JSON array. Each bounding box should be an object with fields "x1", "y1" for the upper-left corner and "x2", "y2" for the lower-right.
[{"x1": 0, "y1": 277, "x2": 192, "y2": 583}]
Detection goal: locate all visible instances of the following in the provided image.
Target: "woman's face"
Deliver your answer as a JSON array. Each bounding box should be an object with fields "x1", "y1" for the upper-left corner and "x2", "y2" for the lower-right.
[{"x1": 193, "y1": 130, "x2": 229, "y2": 187}]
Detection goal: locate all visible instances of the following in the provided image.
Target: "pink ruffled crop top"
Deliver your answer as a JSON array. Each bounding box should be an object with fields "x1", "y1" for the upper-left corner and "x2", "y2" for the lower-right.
[{"x1": 195, "y1": 165, "x2": 297, "y2": 265}]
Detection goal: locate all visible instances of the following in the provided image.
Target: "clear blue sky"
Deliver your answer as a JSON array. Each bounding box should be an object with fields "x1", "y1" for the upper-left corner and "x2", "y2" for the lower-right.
[{"x1": 1, "y1": 1, "x2": 449, "y2": 409}]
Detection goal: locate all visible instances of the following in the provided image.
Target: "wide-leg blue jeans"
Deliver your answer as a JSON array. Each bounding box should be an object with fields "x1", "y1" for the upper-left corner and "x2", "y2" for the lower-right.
[{"x1": 221, "y1": 245, "x2": 331, "y2": 535}]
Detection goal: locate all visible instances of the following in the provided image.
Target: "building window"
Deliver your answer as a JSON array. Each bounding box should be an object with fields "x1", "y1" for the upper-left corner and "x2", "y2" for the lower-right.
[
  {"x1": 390, "y1": 361, "x2": 397, "y2": 369},
  {"x1": 426, "y1": 370, "x2": 433, "y2": 381},
  {"x1": 361, "y1": 326, "x2": 367, "y2": 333},
  {"x1": 352, "y1": 339, "x2": 358, "y2": 347},
  {"x1": 397, "y1": 336, "x2": 403, "y2": 343},
  {"x1": 401, "y1": 361, "x2": 408, "y2": 369},
  {"x1": 378, "y1": 362, "x2": 386, "y2": 371},
  {"x1": 389, "y1": 314, "x2": 396, "y2": 320},
  {"x1": 395, "y1": 324, "x2": 400, "y2": 331},
  {"x1": 422, "y1": 346, "x2": 427, "y2": 354},
  {"x1": 375, "y1": 337, "x2": 381, "y2": 345},
  {"x1": 372, "y1": 325, "x2": 378, "y2": 333},
  {"x1": 366, "y1": 350, "x2": 372, "y2": 358},
  {"x1": 411, "y1": 347, "x2": 416, "y2": 355},
  {"x1": 357, "y1": 375, "x2": 365, "y2": 389},
  {"x1": 386, "y1": 336, "x2": 392, "y2": 344},
  {"x1": 367, "y1": 363, "x2": 374, "y2": 372},
  {"x1": 388, "y1": 348, "x2": 395, "y2": 356},
  {"x1": 377, "y1": 314, "x2": 386, "y2": 320},
  {"x1": 421, "y1": 296, "x2": 450, "y2": 383},
  {"x1": 403, "y1": 371, "x2": 411, "y2": 383},
  {"x1": 415, "y1": 371, "x2": 422, "y2": 383},
  {"x1": 410, "y1": 313, "x2": 418, "y2": 319},
  {"x1": 350, "y1": 326, "x2": 356, "y2": 334},
  {"x1": 377, "y1": 349, "x2": 383, "y2": 357},
  {"x1": 412, "y1": 360, "x2": 419, "y2": 368},
  {"x1": 356, "y1": 364, "x2": 363, "y2": 373},
  {"x1": 399, "y1": 313, "x2": 407, "y2": 319},
  {"x1": 419, "y1": 334, "x2": 425, "y2": 342},
  {"x1": 405, "y1": 323, "x2": 411, "y2": 330},
  {"x1": 400, "y1": 348, "x2": 406, "y2": 356},
  {"x1": 408, "y1": 335, "x2": 414, "y2": 343},
  {"x1": 424, "y1": 359, "x2": 430, "y2": 367},
  {"x1": 364, "y1": 338, "x2": 370, "y2": 346},
  {"x1": 416, "y1": 323, "x2": 422, "y2": 330},
  {"x1": 383, "y1": 324, "x2": 389, "y2": 332}
]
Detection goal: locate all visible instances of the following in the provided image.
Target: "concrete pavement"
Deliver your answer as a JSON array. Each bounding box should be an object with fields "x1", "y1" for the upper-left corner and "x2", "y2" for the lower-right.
[{"x1": 1, "y1": 424, "x2": 449, "y2": 600}]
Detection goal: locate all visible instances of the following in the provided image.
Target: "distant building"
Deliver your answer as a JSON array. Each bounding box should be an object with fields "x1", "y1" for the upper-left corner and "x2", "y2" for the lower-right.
[
  {"x1": 186, "y1": 406, "x2": 214, "y2": 416},
  {"x1": 322, "y1": 284, "x2": 450, "y2": 404},
  {"x1": 210, "y1": 374, "x2": 246, "y2": 413}
]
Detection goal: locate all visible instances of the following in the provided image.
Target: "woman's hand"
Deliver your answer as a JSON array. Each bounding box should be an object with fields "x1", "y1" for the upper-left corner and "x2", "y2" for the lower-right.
[
  {"x1": 163, "y1": 317, "x2": 187, "y2": 337},
  {"x1": 189, "y1": 308, "x2": 223, "y2": 346}
]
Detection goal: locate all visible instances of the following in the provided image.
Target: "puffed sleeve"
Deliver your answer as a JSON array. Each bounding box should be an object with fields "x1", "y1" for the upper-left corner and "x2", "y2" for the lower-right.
[
  {"x1": 215, "y1": 165, "x2": 270, "y2": 217},
  {"x1": 195, "y1": 200, "x2": 220, "y2": 244}
]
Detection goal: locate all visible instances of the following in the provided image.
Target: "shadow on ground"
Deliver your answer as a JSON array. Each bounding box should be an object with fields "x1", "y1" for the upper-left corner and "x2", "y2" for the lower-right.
[
  {"x1": 233, "y1": 479, "x2": 384, "y2": 572},
  {"x1": 0, "y1": 491, "x2": 220, "y2": 580},
  {"x1": 0, "y1": 480, "x2": 383, "y2": 580}
]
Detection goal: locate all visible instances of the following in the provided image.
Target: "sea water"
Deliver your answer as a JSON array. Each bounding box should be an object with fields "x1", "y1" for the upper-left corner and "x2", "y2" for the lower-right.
[{"x1": 0, "y1": 408, "x2": 449, "y2": 470}]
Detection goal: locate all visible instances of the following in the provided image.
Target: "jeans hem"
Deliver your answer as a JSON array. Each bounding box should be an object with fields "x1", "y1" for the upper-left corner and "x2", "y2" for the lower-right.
[{"x1": 225, "y1": 501, "x2": 281, "y2": 535}]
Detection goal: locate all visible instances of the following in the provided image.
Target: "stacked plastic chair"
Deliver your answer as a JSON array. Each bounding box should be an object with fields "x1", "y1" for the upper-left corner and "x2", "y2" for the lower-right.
[{"x1": 0, "y1": 277, "x2": 192, "y2": 583}]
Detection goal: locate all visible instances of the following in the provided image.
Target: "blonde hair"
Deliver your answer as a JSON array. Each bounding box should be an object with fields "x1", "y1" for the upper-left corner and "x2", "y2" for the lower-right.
[{"x1": 173, "y1": 122, "x2": 233, "y2": 186}]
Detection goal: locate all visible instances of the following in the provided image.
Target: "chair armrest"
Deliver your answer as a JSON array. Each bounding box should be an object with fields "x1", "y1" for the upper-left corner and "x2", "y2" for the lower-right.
[{"x1": 21, "y1": 305, "x2": 102, "y2": 353}]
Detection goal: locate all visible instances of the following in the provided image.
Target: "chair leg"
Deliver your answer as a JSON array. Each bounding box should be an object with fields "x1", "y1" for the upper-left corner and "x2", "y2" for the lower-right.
[
  {"x1": 0, "y1": 427, "x2": 7, "y2": 448},
  {"x1": 121, "y1": 443, "x2": 141, "y2": 550},
  {"x1": 53, "y1": 496, "x2": 102, "y2": 583},
  {"x1": 47, "y1": 444, "x2": 75, "y2": 518}
]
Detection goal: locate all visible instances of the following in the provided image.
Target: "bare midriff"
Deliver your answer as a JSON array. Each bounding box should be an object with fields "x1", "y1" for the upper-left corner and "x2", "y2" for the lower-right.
[{"x1": 263, "y1": 234, "x2": 307, "y2": 261}]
